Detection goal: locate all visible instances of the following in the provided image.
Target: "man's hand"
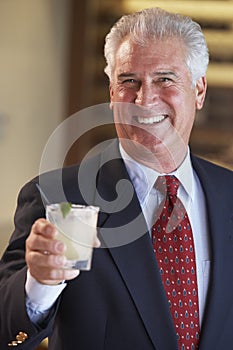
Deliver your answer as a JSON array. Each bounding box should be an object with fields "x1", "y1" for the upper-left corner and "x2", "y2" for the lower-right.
[{"x1": 26, "y1": 218, "x2": 99, "y2": 285}]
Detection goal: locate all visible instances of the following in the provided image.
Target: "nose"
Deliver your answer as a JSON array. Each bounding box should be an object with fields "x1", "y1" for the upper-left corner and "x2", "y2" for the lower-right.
[{"x1": 135, "y1": 83, "x2": 159, "y2": 106}]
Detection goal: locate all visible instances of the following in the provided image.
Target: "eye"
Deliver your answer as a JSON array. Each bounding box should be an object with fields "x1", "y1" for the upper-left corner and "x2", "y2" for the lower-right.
[
  {"x1": 122, "y1": 79, "x2": 137, "y2": 84},
  {"x1": 120, "y1": 78, "x2": 140, "y2": 89},
  {"x1": 158, "y1": 77, "x2": 173, "y2": 83}
]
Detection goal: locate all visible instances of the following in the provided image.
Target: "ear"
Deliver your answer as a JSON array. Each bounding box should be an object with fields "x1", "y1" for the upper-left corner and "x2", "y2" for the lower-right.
[
  {"x1": 195, "y1": 76, "x2": 207, "y2": 110},
  {"x1": 109, "y1": 83, "x2": 114, "y2": 110}
]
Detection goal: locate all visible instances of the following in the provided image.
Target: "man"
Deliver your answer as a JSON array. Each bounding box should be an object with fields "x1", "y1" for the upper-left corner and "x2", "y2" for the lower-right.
[{"x1": 1, "y1": 7, "x2": 233, "y2": 350}]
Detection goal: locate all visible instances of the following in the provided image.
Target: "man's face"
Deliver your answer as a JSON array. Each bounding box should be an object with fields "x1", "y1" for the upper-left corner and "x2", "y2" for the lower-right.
[{"x1": 109, "y1": 36, "x2": 207, "y2": 171}]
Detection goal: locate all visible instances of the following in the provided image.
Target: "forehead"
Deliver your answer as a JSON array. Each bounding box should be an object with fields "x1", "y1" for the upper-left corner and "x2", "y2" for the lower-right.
[{"x1": 114, "y1": 36, "x2": 187, "y2": 73}]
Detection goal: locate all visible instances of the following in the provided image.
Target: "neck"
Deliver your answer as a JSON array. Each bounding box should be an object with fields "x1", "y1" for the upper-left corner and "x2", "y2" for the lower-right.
[{"x1": 120, "y1": 140, "x2": 188, "y2": 173}]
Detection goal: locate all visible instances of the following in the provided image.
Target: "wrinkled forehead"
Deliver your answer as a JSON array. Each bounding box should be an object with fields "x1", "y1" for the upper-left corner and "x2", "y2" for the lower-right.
[
  {"x1": 113, "y1": 36, "x2": 188, "y2": 75},
  {"x1": 116, "y1": 35, "x2": 186, "y2": 58}
]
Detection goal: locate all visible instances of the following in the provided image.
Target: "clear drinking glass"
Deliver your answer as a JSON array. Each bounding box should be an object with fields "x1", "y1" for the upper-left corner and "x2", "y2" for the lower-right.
[{"x1": 46, "y1": 204, "x2": 99, "y2": 270}]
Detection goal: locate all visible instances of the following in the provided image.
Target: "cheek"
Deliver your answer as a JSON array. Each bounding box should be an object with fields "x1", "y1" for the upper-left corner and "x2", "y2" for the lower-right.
[
  {"x1": 174, "y1": 105, "x2": 196, "y2": 143},
  {"x1": 114, "y1": 122, "x2": 130, "y2": 139},
  {"x1": 111, "y1": 87, "x2": 136, "y2": 103},
  {"x1": 167, "y1": 91, "x2": 196, "y2": 133},
  {"x1": 171, "y1": 89, "x2": 196, "y2": 117}
]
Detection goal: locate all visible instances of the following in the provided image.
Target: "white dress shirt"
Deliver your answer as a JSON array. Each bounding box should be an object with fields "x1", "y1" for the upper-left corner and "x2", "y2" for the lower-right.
[
  {"x1": 26, "y1": 145, "x2": 211, "y2": 326},
  {"x1": 120, "y1": 145, "x2": 211, "y2": 325}
]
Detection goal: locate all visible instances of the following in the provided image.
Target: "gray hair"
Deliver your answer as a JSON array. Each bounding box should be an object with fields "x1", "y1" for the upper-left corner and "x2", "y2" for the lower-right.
[{"x1": 104, "y1": 7, "x2": 209, "y2": 85}]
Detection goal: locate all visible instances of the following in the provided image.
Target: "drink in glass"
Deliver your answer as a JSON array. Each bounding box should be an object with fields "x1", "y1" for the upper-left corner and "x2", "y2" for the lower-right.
[{"x1": 46, "y1": 203, "x2": 99, "y2": 270}]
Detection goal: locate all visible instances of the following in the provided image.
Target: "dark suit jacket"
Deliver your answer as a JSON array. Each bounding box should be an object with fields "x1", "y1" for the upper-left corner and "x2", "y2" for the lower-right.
[{"x1": 0, "y1": 140, "x2": 233, "y2": 350}]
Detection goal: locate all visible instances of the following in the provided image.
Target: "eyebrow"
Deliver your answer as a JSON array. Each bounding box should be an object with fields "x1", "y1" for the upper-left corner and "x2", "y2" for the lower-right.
[
  {"x1": 153, "y1": 71, "x2": 178, "y2": 78},
  {"x1": 117, "y1": 73, "x2": 137, "y2": 79},
  {"x1": 117, "y1": 71, "x2": 178, "y2": 79}
]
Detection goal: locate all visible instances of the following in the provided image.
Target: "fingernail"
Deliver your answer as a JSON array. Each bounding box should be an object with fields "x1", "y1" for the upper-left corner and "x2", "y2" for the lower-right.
[
  {"x1": 55, "y1": 241, "x2": 66, "y2": 253},
  {"x1": 45, "y1": 226, "x2": 53, "y2": 235},
  {"x1": 55, "y1": 255, "x2": 66, "y2": 266},
  {"x1": 66, "y1": 270, "x2": 80, "y2": 279}
]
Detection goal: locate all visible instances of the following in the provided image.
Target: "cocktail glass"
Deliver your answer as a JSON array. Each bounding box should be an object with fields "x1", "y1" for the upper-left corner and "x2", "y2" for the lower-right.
[{"x1": 46, "y1": 204, "x2": 99, "y2": 270}]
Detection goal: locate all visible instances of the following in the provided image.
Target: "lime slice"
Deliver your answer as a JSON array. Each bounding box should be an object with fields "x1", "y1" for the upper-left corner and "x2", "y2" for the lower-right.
[{"x1": 60, "y1": 202, "x2": 72, "y2": 218}]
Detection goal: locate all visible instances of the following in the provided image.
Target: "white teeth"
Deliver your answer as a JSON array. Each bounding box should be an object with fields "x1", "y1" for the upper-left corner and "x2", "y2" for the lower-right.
[{"x1": 137, "y1": 115, "x2": 166, "y2": 124}]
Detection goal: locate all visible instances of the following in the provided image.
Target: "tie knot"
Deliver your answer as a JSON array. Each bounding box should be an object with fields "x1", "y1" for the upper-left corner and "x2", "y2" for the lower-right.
[{"x1": 156, "y1": 175, "x2": 179, "y2": 197}]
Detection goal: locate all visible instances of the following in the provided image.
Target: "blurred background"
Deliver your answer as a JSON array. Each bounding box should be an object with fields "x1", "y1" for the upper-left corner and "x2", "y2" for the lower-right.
[{"x1": 0, "y1": 1, "x2": 232, "y2": 348}]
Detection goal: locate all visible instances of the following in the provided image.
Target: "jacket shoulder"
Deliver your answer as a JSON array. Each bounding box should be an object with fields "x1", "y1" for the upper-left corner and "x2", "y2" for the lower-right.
[{"x1": 192, "y1": 155, "x2": 233, "y2": 177}]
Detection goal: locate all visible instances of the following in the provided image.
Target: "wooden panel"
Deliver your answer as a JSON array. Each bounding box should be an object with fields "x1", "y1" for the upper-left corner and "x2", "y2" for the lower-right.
[{"x1": 121, "y1": 1, "x2": 233, "y2": 23}]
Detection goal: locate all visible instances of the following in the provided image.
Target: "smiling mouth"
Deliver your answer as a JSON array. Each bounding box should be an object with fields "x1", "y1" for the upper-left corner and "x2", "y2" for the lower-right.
[{"x1": 137, "y1": 115, "x2": 167, "y2": 124}]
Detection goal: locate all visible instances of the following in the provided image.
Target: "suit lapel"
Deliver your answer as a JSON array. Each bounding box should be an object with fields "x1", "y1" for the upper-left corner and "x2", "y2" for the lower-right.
[
  {"x1": 107, "y1": 227, "x2": 178, "y2": 349},
  {"x1": 95, "y1": 142, "x2": 178, "y2": 350},
  {"x1": 192, "y1": 156, "x2": 233, "y2": 349}
]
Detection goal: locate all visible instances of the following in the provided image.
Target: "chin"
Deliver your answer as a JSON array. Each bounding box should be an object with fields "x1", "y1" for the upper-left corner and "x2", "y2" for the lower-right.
[{"x1": 125, "y1": 138, "x2": 165, "y2": 157}]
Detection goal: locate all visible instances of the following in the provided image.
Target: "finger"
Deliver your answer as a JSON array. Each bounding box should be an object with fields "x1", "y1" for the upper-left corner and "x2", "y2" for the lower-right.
[
  {"x1": 30, "y1": 264, "x2": 80, "y2": 285},
  {"x1": 26, "y1": 218, "x2": 63, "y2": 256},
  {"x1": 27, "y1": 250, "x2": 66, "y2": 268},
  {"x1": 27, "y1": 234, "x2": 66, "y2": 256},
  {"x1": 37, "y1": 269, "x2": 80, "y2": 285},
  {"x1": 94, "y1": 236, "x2": 101, "y2": 248},
  {"x1": 27, "y1": 251, "x2": 80, "y2": 284},
  {"x1": 31, "y1": 218, "x2": 57, "y2": 238}
]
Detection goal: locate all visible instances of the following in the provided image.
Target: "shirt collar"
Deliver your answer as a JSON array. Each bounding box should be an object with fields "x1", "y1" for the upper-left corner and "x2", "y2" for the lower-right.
[{"x1": 119, "y1": 143, "x2": 194, "y2": 205}]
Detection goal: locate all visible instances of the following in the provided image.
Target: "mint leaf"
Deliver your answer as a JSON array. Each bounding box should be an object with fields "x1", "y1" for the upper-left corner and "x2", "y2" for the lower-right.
[{"x1": 60, "y1": 202, "x2": 72, "y2": 218}]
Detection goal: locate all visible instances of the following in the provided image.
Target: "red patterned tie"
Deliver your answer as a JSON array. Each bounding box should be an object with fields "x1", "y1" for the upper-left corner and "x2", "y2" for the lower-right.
[{"x1": 152, "y1": 175, "x2": 200, "y2": 350}]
